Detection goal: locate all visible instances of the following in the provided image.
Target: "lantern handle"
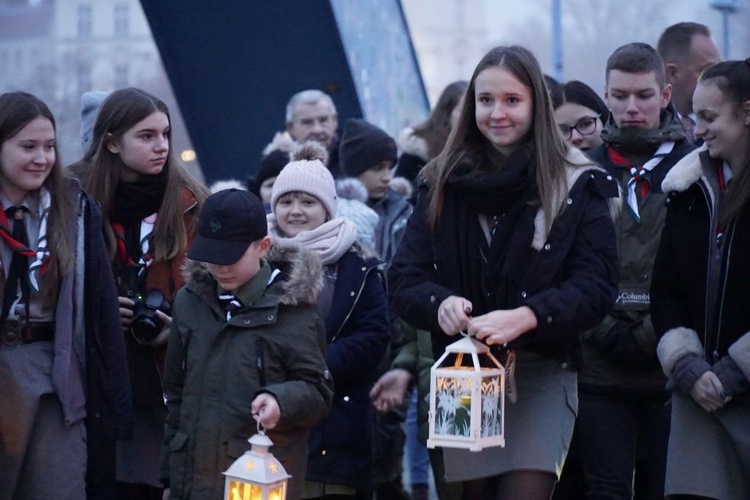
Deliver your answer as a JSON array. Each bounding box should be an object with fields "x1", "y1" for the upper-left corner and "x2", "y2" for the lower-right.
[{"x1": 256, "y1": 419, "x2": 266, "y2": 436}]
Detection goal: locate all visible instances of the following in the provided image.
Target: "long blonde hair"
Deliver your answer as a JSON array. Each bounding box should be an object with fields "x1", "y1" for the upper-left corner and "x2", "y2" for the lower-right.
[
  {"x1": 428, "y1": 46, "x2": 570, "y2": 231},
  {"x1": 80, "y1": 87, "x2": 207, "y2": 261}
]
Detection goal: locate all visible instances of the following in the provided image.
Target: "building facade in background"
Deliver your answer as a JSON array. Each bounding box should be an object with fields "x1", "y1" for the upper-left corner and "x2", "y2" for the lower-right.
[{"x1": 0, "y1": 0, "x2": 197, "y2": 176}]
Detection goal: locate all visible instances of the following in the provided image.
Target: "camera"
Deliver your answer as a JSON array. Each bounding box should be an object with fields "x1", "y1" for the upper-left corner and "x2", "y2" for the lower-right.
[{"x1": 130, "y1": 289, "x2": 172, "y2": 344}]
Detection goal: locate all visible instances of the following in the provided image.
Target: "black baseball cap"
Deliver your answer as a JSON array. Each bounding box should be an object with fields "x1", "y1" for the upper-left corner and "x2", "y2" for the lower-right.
[{"x1": 187, "y1": 189, "x2": 268, "y2": 265}]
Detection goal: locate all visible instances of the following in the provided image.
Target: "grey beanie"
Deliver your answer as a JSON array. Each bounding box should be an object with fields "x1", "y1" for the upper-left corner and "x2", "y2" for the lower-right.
[{"x1": 80, "y1": 91, "x2": 110, "y2": 154}]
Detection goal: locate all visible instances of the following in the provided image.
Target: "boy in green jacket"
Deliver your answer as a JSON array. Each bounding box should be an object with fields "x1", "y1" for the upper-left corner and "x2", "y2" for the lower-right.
[{"x1": 161, "y1": 189, "x2": 333, "y2": 500}]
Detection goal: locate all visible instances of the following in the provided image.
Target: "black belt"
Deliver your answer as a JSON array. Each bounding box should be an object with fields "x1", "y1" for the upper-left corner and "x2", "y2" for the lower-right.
[{"x1": 1, "y1": 321, "x2": 54, "y2": 346}]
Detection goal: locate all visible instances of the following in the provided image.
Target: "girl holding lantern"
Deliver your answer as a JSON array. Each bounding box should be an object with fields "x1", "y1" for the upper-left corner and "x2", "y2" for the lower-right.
[{"x1": 388, "y1": 45, "x2": 620, "y2": 499}]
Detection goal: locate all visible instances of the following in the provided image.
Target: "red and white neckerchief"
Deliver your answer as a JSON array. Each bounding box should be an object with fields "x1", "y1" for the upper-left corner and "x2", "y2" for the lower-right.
[
  {"x1": 609, "y1": 142, "x2": 675, "y2": 222},
  {"x1": 112, "y1": 213, "x2": 157, "y2": 276},
  {"x1": 0, "y1": 189, "x2": 51, "y2": 292},
  {"x1": 27, "y1": 188, "x2": 51, "y2": 291}
]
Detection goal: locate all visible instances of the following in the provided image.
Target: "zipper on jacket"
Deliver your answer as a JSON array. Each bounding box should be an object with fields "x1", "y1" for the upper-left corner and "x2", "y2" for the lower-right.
[
  {"x1": 713, "y1": 218, "x2": 737, "y2": 362},
  {"x1": 331, "y1": 266, "x2": 380, "y2": 343},
  {"x1": 698, "y1": 181, "x2": 721, "y2": 362}
]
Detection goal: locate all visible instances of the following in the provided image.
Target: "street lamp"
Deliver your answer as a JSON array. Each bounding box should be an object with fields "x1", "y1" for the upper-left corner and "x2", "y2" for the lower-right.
[{"x1": 710, "y1": 0, "x2": 740, "y2": 59}]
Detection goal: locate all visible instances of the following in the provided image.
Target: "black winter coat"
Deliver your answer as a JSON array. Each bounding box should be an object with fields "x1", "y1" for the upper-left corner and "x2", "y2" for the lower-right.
[
  {"x1": 389, "y1": 149, "x2": 620, "y2": 362},
  {"x1": 72, "y1": 185, "x2": 133, "y2": 497},
  {"x1": 653, "y1": 148, "x2": 750, "y2": 365},
  {"x1": 306, "y1": 247, "x2": 390, "y2": 492}
]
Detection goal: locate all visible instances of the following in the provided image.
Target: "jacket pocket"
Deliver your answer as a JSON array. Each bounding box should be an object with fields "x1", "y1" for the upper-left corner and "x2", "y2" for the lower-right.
[{"x1": 169, "y1": 432, "x2": 190, "y2": 499}]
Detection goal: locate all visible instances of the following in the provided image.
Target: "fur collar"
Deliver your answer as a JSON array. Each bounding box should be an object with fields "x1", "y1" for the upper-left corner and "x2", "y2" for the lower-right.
[
  {"x1": 182, "y1": 239, "x2": 324, "y2": 306},
  {"x1": 661, "y1": 145, "x2": 706, "y2": 193},
  {"x1": 532, "y1": 147, "x2": 622, "y2": 249},
  {"x1": 397, "y1": 127, "x2": 430, "y2": 161}
]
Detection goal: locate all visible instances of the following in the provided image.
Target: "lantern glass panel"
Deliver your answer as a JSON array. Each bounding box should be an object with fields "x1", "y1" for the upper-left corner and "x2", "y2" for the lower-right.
[
  {"x1": 268, "y1": 482, "x2": 286, "y2": 500},
  {"x1": 480, "y1": 376, "x2": 503, "y2": 437},
  {"x1": 434, "y1": 373, "x2": 473, "y2": 437},
  {"x1": 228, "y1": 480, "x2": 263, "y2": 500}
]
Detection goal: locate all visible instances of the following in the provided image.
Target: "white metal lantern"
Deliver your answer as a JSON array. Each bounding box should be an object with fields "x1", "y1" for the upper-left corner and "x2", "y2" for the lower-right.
[
  {"x1": 428, "y1": 335, "x2": 505, "y2": 451},
  {"x1": 223, "y1": 429, "x2": 291, "y2": 500}
]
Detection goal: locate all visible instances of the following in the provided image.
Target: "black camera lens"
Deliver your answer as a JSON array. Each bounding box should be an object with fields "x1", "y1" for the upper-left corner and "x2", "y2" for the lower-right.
[
  {"x1": 130, "y1": 289, "x2": 171, "y2": 344},
  {"x1": 131, "y1": 316, "x2": 161, "y2": 343}
]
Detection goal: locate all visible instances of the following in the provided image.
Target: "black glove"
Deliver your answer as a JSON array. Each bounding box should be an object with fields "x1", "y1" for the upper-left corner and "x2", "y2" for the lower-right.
[
  {"x1": 596, "y1": 319, "x2": 658, "y2": 369},
  {"x1": 712, "y1": 356, "x2": 750, "y2": 398},
  {"x1": 667, "y1": 354, "x2": 711, "y2": 395}
]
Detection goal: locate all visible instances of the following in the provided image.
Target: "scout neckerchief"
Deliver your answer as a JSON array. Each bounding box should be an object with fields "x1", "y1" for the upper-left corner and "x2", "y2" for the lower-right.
[
  {"x1": 112, "y1": 213, "x2": 157, "y2": 277},
  {"x1": 608, "y1": 142, "x2": 675, "y2": 222},
  {"x1": 0, "y1": 188, "x2": 51, "y2": 293}
]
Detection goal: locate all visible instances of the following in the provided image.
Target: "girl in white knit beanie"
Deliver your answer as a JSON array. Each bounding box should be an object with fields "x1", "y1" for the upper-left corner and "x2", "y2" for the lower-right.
[{"x1": 268, "y1": 141, "x2": 391, "y2": 499}]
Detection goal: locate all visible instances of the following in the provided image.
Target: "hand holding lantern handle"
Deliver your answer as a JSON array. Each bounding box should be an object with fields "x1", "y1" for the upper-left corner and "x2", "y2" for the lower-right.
[
  {"x1": 251, "y1": 393, "x2": 280, "y2": 430},
  {"x1": 438, "y1": 295, "x2": 473, "y2": 336},
  {"x1": 469, "y1": 306, "x2": 537, "y2": 346}
]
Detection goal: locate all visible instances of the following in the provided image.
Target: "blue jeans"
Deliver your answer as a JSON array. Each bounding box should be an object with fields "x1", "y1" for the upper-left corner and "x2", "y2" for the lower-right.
[{"x1": 406, "y1": 390, "x2": 430, "y2": 485}]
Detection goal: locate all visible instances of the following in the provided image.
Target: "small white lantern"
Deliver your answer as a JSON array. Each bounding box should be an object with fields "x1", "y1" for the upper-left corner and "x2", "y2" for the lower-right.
[
  {"x1": 223, "y1": 429, "x2": 291, "y2": 500},
  {"x1": 428, "y1": 335, "x2": 505, "y2": 451}
]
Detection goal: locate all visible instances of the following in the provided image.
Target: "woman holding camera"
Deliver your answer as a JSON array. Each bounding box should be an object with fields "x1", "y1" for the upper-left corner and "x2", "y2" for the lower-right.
[
  {"x1": 73, "y1": 87, "x2": 208, "y2": 499},
  {"x1": 0, "y1": 92, "x2": 131, "y2": 498}
]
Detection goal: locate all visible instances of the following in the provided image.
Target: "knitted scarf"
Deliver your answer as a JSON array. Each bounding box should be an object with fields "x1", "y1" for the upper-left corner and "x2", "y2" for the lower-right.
[
  {"x1": 267, "y1": 215, "x2": 357, "y2": 265},
  {"x1": 111, "y1": 172, "x2": 167, "y2": 275},
  {"x1": 437, "y1": 143, "x2": 539, "y2": 319}
]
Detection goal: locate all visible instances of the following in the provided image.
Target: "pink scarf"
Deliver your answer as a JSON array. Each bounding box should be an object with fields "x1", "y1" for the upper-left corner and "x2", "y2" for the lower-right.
[{"x1": 267, "y1": 214, "x2": 357, "y2": 265}]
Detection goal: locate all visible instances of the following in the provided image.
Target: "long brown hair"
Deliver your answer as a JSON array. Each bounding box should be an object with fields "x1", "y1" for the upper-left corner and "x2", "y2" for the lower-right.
[
  {"x1": 80, "y1": 87, "x2": 207, "y2": 261},
  {"x1": 0, "y1": 92, "x2": 76, "y2": 298},
  {"x1": 413, "y1": 80, "x2": 469, "y2": 159},
  {"x1": 428, "y1": 45, "x2": 570, "y2": 229},
  {"x1": 700, "y1": 60, "x2": 750, "y2": 228}
]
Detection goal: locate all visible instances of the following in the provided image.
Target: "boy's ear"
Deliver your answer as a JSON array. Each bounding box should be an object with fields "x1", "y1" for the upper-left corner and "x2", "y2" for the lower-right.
[{"x1": 256, "y1": 236, "x2": 272, "y2": 258}]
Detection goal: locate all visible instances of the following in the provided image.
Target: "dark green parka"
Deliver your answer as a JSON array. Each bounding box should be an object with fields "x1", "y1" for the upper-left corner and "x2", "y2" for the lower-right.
[{"x1": 161, "y1": 241, "x2": 334, "y2": 500}]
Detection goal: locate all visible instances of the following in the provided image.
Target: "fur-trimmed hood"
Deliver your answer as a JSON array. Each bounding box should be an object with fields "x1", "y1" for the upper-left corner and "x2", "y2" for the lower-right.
[
  {"x1": 531, "y1": 147, "x2": 622, "y2": 249},
  {"x1": 661, "y1": 145, "x2": 707, "y2": 194},
  {"x1": 262, "y1": 131, "x2": 297, "y2": 156},
  {"x1": 182, "y1": 239, "x2": 324, "y2": 306},
  {"x1": 397, "y1": 127, "x2": 430, "y2": 162}
]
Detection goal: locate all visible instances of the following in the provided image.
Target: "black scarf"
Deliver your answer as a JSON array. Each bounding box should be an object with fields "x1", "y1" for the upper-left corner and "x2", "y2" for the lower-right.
[
  {"x1": 111, "y1": 167, "x2": 168, "y2": 226},
  {"x1": 440, "y1": 143, "x2": 539, "y2": 316},
  {"x1": 600, "y1": 107, "x2": 686, "y2": 160}
]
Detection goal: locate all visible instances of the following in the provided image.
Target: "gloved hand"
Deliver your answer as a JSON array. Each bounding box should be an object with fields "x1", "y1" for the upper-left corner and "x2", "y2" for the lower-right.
[
  {"x1": 595, "y1": 318, "x2": 658, "y2": 368},
  {"x1": 712, "y1": 356, "x2": 750, "y2": 398},
  {"x1": 667, "y1": 354, "x2": 711, "y2": 395}
]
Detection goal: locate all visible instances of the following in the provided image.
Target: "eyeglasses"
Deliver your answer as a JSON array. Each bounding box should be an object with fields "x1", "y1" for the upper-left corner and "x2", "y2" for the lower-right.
[{"x1": 558, "y1": 115, "x2": 601, "y2": 140}]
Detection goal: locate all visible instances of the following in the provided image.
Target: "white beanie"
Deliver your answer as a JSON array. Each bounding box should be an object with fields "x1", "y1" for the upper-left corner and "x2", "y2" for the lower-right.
[{"x1": 271, "y1": 142, "x2": 337, "y2": 218}]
